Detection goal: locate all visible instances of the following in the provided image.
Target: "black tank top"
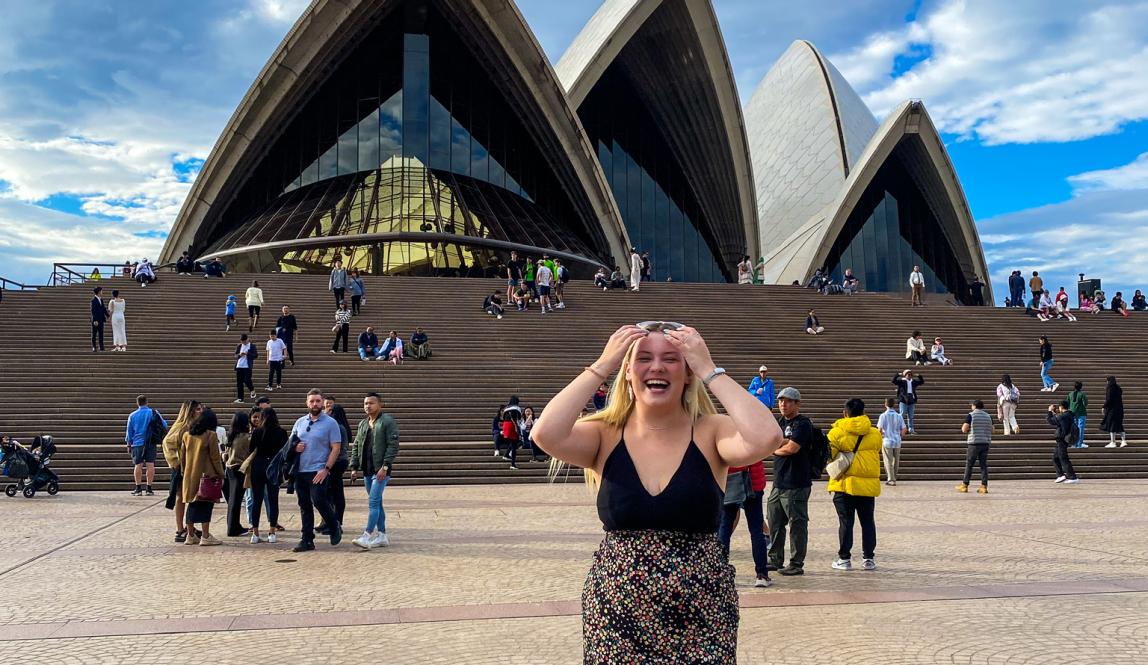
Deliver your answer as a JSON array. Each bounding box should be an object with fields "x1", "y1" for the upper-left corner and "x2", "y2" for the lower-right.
[{"x1": 597, "y1": 424, "x2": 722, "y2": 534}]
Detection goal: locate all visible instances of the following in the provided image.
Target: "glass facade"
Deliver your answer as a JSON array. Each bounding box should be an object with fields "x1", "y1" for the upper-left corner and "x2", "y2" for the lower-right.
[{"x1": 825, "y1": 142, "x2": 973, "y2": 303}]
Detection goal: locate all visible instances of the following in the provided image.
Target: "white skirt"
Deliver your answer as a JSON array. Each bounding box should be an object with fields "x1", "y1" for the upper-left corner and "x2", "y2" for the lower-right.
[{"x1": 112, "y1": 313, "x2": 127, "y2": 346}]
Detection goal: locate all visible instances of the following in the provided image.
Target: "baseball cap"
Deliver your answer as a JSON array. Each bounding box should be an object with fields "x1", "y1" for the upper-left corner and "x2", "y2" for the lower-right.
[
  {"x1": 778, "y1": 387, "x2": 801, "y2": 401},
  {"x1": 758, "y1": 365, "x2": 768, "y2": 372}
]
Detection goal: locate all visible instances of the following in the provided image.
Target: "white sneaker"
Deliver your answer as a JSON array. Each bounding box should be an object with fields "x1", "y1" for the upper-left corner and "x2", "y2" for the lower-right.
[
  {"x1": 250, "y1": 533, "x2": 260, "y2": 544},
  {"x1": 267, "y1": 532, "x2": 278, "y2": 544},
  {"x1": 1054, "y1": 476, "x2": 1067, "y2": 483},
  {"x1": 1106, "y1": 442, "x2": 1117, "y2": 448},
  {"x1": 493, "y1": 451, "x2": 500, "y2": 457},
  {"x1": 557, "y1": 303, "x2": 565, "y2": 309},
  {"x1": 862, "y1": 559, "x2": 877, "y2": 570},
  {"x1": 1079, "y1": 443, "x2": 1089, "y2": 448},
  {"x1": 368, "y1": 532, "x2": 389, "y2": 548},
  {"x1": 1051, "y1": 383, "x2": 1060, "y2": 392},
  {"x1": 497, "y1": 314, "x2": 502, "y2": 319},
  {"x1": 832, "y1": 558, "x2": 852, "y2": 570},
  {"x1": 1065, "y1": 478, "x2": 1081, "y2": 484},
  {"x1": 1120, "y1": 441, "x2": 1128, "y2": 447},
  {"x1": 754, "y1": 576, "x2": 772, "y2": 588},
  {"x1": 352, "y1": 531, "x2": 372, "y2": 549}
]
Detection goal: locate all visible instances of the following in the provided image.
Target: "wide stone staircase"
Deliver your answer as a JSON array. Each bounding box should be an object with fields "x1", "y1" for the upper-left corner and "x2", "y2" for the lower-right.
[{"x1": 1, "y1": 273, "x2": 1146, "y2": 489}]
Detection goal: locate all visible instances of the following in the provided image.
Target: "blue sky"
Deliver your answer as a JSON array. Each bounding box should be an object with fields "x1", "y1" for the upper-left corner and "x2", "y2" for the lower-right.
[{"x1": 0, "y1": 0, "x2": 1146, "y2": 303}]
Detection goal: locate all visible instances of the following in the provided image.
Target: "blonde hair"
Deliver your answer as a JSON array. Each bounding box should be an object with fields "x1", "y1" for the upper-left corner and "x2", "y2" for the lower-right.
[
  {"x1": 163, "y1": 400, "x2": 199, "y2": 447},
  {"x1": 549, "y1": 337, "x2": 717, "y2": 488}
]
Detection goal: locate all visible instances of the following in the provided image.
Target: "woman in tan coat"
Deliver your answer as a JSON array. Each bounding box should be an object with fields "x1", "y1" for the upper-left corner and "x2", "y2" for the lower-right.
[
  {"x1": 163, "y1": 400, "x2": 201, "y2": 543},
  {"x1": 180, "y1": 409, "x2": 226, "y2": 546}
]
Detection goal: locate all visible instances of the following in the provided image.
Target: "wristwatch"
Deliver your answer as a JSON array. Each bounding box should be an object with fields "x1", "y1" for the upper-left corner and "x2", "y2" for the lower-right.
[
  {"x1": 702, "y1": 367, "x2": 727, "y2": 387},
  {"x1": 324, "y1": 465, "x2": 333, "y2": 472}
]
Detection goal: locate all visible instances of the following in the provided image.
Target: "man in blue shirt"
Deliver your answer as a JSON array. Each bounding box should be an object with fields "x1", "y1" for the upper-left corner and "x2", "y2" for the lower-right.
[
  {"x1": 747, "y1": 365, "x2": 776, "y2": 409},
  {"x1": 125, "y1": 395, "x2": 166, "y2": 496},
  {"x1": 289, "y1": 389, "x2": 344, "y2": 551}
]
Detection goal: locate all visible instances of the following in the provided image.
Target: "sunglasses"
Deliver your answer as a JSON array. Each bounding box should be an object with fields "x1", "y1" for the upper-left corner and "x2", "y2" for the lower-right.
[{"x1": 636, "y1": 321, "x2": 685, "y2": 332}]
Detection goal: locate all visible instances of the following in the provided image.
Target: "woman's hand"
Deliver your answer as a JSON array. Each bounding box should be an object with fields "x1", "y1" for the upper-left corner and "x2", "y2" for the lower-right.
[
  {"x1": 594, "y1": 325, "x2": 647, "y2": 374},
  {"x1": 664, "y1": 326, "x2": 716, "y2": 376}
]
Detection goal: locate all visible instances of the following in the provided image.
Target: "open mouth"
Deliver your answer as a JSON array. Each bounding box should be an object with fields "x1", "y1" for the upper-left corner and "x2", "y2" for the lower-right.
[{"x1": 644, "y1": 379, "x2": 670, "y2": 394}]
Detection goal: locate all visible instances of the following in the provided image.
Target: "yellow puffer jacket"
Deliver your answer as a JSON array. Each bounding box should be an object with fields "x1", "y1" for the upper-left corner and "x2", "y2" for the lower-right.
[{"x1": 826, "y1": 415, "x2": 882, "y2": 498}]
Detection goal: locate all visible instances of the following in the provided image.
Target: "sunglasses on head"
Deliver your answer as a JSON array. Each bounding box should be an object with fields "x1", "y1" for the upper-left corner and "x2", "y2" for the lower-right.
[{"x1": 636, "y1": 321, "x2": 685, "y2": 332}]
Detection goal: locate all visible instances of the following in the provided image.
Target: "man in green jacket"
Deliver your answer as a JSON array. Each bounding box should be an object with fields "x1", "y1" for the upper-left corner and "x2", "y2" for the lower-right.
[
  {"x1": 349, "y1": 392, "x2": 400, "y2": 549},
  {"x1": 1066, "y1": 382, "x2": 1088, "y2": 449}
]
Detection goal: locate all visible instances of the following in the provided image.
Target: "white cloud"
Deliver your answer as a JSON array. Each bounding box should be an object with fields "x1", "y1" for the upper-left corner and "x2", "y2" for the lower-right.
[
  {"x1": 1069, "y1": 152, "x2": 1148, "y2": 193},
  {"x1": 830, "y1": 0, "x2": 1148, "y2": 144}
]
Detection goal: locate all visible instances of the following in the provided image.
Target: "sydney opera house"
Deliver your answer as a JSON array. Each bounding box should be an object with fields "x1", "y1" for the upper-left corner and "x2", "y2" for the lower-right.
[{"x1": 160, "y1": 0, "x2": 992, "y2": 303}]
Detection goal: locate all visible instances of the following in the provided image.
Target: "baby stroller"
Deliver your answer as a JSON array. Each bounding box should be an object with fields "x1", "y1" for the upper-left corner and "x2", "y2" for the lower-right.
[{"x1": 2, "y1": 435, "x2": 60, "y2": 498}]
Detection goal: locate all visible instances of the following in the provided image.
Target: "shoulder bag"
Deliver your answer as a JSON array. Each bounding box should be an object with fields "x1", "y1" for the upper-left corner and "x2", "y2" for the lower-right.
[{"x1": 826, "y1": 435, "x2": 865, "y2": 481}]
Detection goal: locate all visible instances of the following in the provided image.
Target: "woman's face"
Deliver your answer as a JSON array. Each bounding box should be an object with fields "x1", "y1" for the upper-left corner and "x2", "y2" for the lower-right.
[
  {"x1": 250, "y1": 411, "x2": 263, "y2": 429},
  {"x1": 193, "y1": 404, "x2": 204, "y2": 418},
  {"x1": 524, "y1": 408, "x2": 534, "y2": 418},
  {"x1": 626, "y1": 333, "x2": 688, "y2": 410}
]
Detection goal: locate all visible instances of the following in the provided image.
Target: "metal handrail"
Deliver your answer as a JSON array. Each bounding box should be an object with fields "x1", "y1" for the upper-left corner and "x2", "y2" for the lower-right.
[
  {"x1": 0, "y1": 276, "x2": 36, "y2": 291},
  {"x1": 49, "y1": 262, "x2": 175, "y2": 287}
]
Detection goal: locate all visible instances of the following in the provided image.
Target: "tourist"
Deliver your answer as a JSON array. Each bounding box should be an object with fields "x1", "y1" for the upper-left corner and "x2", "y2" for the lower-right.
[
  {"x1": 234, "y1": 333, "x2": 257, "y2": 403},
  {"x1": 410, "y1": 327, "x2": 431, "y2": 360},
  {"x1": 877, "y1": 397, "x2": 906, "y2": 486},
  {"x1": 641, "y1": 252, "x2": 652, "y2": 282},
  {"x1": 265, "y1": 330, "x2": 287, "y2": 391},
  {"x1": 289, "y1": 390, "x2": 344, "y2": 551},
  {"x1": 498, "y1": 396, "x2": 525, "y2": 470},
  {"x1": 1111, "y1": 291, "x2": 1129, "y2": 317},
  {"x1": 1080, "y1": 292, "x2": 1099, "y2": 314},
  {"x1": 163, "y1": 400, "x2": 202, "y2": 543},
  {"x1": 909, "y1": 265, "x2": 925, "y2": 306},
  {"x1": 737, "y1": 255, "x2": 753, "y2": 284},
  {"x1": 1046, "y1": 401, "x2": 1080, "y2": 484},
  {"x1": 225, "y1": 295, "x2": 237, "y2": 331},
  {"x1": 537, "y1": 259, "x2": 555, "y2": 313},
  {"x1": 357, "y1": 326, "x2": 380, "y2": 361},
  {"x1": 1067, "y1": 381, "x2": 1089, "y2": 448},
  {"x1": 223, "y1": 411, "x2": 252, "y2": 537},
  {"x1": 892, "y1": 369, "x2": 924, "y2": 435},
  {"x1": 1101, "y1": 376, "x2": 1127, "y2": 448},
  {"x1": 1039, "y1": 335, "x2": 1059, "y2": 392},
  {"x1": 958, "y1": 400, "x2": 992, "y2": 493},
  {"x1": 997, "y1": 375, "x2": 1021, "y2": 435},
  {"x1": 530, "y1": 323, "x2": 783, "y2": 661},
  {"x1": 108, "y1": 289, "x2": 127, "y2": 352},
  {"x1": 274, "y1": 305, "x2": 298, "y2": 366},
  {"x1": 718, "y1": 456, "x2": 770, "y2": 588},
  {"x1": 484, "y1": 290, "x2": 505, "y2": 319},
  {"x1": 767, "y1": 387, "x2": 814, "y2": 577},
  {"x1": 842, "y1": 268, "x2": 860, "y2": 294},
  {"x1": 905, "y1": 330, "x2": 929, "y2": 365},
  {"x1": 523, "y1": 256, "x2": 538, "y2": 301},
  {"x1": 1008, "y1": 270, "x2": 1025, "y2": 307},
  {"x1": 930, "y1": 337, "x2": 952, "y2": 365},
  {"x1": 1055, "y1": 294, "x2": 1078, "y2": 322},
  {"x1": 805, "y1": 309, "x2": 825, "y2": 335},
  {"x1": 506, "y1": 250, "x2": 525, "y2": 300},
  {"x1": 592, "y1": 383, "x2": 608, "y2": 411},
  {"x1": 350, "y1": 392, "x2": 401, "y2": 549},
  {"x1": 89, "y1": 266, "x2": 102, "y2": 280},
  {"x1": 125, "y1": 394, "x2": 164, "y2": 496},
  {"x1": 348, "y1": 270, "x2": 365, "y2": 315},
  {"x1": 1038, "y1": 289, "x2": 1054, "y2": 321},
  {"x1": 380, "y1": 330, "x2": 404, "y2": 365},
  {"x1": 1094, "y1": 290, "x2": 1107, "y2": 310},
  {"x1": 754, "y1": 256, "x2": 766, "y2": 284},
  {"x1": 1055, "y1": 286, "x2": 1069, "y2": 309},
  {"x1": 968, "y1": 275, "x2": 985, "y2": 306},
  {"x1": 135, "y1": 258, "x2": 156, "y2": 287},
  {"x1": 608, "y1": 266, "x2": 625, "y2": 289},
  {"x1": 322, "y1": 400, "x2": 353, "y2": 533},
  {"x1": 90, "y1": 286, "x2": 107, "y2": 352},
  {"x1": 512, "y1": 280, "x2": 530, "y2": 311},
  {"x1": 328, "y1": 259, "x2": 348, "y2": 307},
  {"x1": 203, "y1": 257, "x2": 227, "y2": 278},
  {"x1": 554, "y1": 259, "x2": 569, "y2": 309},
  {"x1": 248, "y1": 407, "x2": 287, "y2": 544},
  {"x1": 176, "y1": 251, "x2": 195, "y2": 275},
  {"x1": 747, "y1": 365, "x2": 775, "y2": 409},
  {"x1": 1132, "y1": 290, "x2": 1146, "y2": 311},
  {"x1": 180, "y1": 409, "x2": 226, "y2": 546},
  {"x1": 594, "y1": 266, "x2": 609, "y2": 290},
  {"x1": 1029, "y1": 271, "x2": 1043, "y2": 300},
  {"x1": 629, "y1": 247, "x2": 642, "y2": 291},
  {"x1": 330, "y1": 302, "x2": 351, "y2": 353},
  {"x1": 521, "y1": 406, "x2": 545, "y2": 461},
  {"x1": 828, "y1": 398, "x2": 882, "y2": 570},
  {"x1": 245, "y1": 280, "x2": 264, "y2": 332}
]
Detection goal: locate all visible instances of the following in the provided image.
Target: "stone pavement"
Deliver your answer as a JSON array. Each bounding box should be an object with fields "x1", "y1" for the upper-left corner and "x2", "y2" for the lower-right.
[{"x1": 1, "y1": 480, "x2": 1146, "y2": 663}]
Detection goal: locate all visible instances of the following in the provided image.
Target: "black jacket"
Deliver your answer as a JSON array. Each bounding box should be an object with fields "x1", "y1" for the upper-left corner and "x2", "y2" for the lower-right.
[
  {"x1": 1040, "y1": 342, "x2": 1053, "y2": 362},
  {"x1": 1047, "y1": 410, "x2": 1074, "y2": 443},
  {"x1": 1008, "y1": 273, "x2": 1023, "y2": 293},
  {"x1": 90, "y1": 296, "x2": 107, "y2": 322},
  {"x1": 357, "y1": 331, "x2": 379, "y2": 350},
  {"x1": 893, "y1": 375, "x2": 924, "y2": 405}
]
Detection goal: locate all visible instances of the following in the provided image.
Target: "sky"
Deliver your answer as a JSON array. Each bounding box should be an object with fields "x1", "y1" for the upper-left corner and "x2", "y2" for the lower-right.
[{"x1": 0, "y1": 0, "x2": 1146, "y2": 303}]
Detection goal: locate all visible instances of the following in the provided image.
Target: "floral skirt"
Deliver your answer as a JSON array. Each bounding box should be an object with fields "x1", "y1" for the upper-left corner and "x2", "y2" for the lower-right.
[{"x1": 583, "y1": 530, "x2": 738, "y2": 664}]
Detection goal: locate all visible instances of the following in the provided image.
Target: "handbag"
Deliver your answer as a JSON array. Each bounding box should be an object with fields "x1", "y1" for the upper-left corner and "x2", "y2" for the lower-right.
[
  {"x1": 723, "y1": 469, "x2": 755, "y2": 506},
  {"x1": 826, "y1": 435, "x2": 865, "y2": 481},
  {"x1": 196, "y1": 475, "x2": 224, "y2": 502}
]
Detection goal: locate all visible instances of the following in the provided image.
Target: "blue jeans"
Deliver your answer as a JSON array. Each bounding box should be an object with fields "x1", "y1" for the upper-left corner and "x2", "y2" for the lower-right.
[
  {"x1": 363, "y1": 474, "x2": 390, "y2": 533},
  {"x1": 358, "y1": 347, "x2": 377, "y2": 360},
  {"x1": 899, "y1": 402, "x2": 916, "y2": 432},
  {"x1": 717, "y1": 493, "x2": 770, "y2": 578},
  {"x1": 1075, "y1": 415, "x2": 1087, "y2": 447},
  {"x1": 1041, "y1": 360, "x2": 1055, "y2": 388}
]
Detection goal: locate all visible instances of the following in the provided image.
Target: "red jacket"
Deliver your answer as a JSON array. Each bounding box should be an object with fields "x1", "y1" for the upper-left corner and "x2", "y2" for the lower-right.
[{"x1": 728, "y1": 461, "x2": 766, "y2": 492}]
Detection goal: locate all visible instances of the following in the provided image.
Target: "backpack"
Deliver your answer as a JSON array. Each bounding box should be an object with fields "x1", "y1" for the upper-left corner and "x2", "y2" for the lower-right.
[
  {"x1": 808, "y1": 425, "x2": 832, "y2": 480},
  {"x1": 500, "y1": 419, "x2": 520, "y2": 441},
  {"x1": 1065, "y1": 418, "x2": 1079, "y2": 446}
]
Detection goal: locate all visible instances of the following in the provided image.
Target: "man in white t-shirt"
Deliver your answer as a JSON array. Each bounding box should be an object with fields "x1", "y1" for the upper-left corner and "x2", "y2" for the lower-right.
[
  {"x1": 535, "y1": 259, "x2": 554, "y2": 314},
  {"x1": 909, "y1": 266, "x2": 926, "y2": 306},
  {"x1": 266, "y1": 329, "x2": 288, "y2": 391},
  {"x1": 234, "y1": 334, "x2": 257, "y2": 404}
]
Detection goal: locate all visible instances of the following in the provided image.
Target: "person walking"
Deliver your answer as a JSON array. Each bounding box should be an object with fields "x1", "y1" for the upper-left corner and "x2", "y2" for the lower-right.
[
  {"x1": 877, "y1": 397, "x2": 906, "y2": 486},
  {"x1": 125, "y1": 395, "x2": 164, "y2": 496},
  {"x1": 322, "y1": 402, "x2": 353, "y2": 535},
  {"x1": 350, "y1": 392, "x2": 401, "y2": 549},
  {"x1": 1067, "y1": 382, "x2": 1089, "y2": 448},
  {"x1": 909, "y1": 265, "x2": 925, "y2": 306},
  {"x1": 179, "y1": 409, "x2": 226, "y2": 546},
  {"x1": 737, "y1": 255, "x2": 753, "y2": 285},
  {"x1": 1101, "y1": 375, "x2": 1128, "y2": 447},
  {"x1": 640, "y1": 252, "x2": 652, "y2": 282},
  {"x1": 328, "y1": 259, "x2": 348, "y2": 307},
  {"x1": 717, "y1": 457, "x2": 770, "y2": 587},
  {"x1": 330, "y1": 302, "x2": 351, "y2": 353},
  {"x1": 223, "y1": 411, "x2": 252, "y2": 537},
  {"x1": 90, "y1": 286, "x2": 108, "y2": 352},
  {"x1": 234, "y1": 334, "x2": 258, "y2": 404},
  {"x1": 109, "y1": 289, "x2": 127, "y2": 352},
  {"x1": 828, "y1": 399, "x2": 882, "y2": 570},
  {"x1": 265, "y1": 330, "x2": 287, "y2": 392},
  {"x1": 1039, "y1": 335, "x2": 1059, "y2": 392},
  {"x1": 274, "y1": 306, "x2": 298, "y2": 366},
  {"x1": 530, "y1": 323, "x2": 783, "y2": 661},
  {"x1": 348, "y1": 270, "x2": 365, "y2": 315},
  {"x1": 1047, "y1": 401, "x2": 1080, "y2": 483},
  {"x1": 958, "y1": 400, "x2": 992, "y2": 493},
  {"x1": 996, "y1": 375, "x2": 1021, "y2": 435},
  {"x1": 163, "y1": 400, "x2": 202, "y2": 543},
  {"x1": 766, "y1": 387, "x2": 814, "y2": 578},
  {"x1": 498, "y1": 396, "x2": 525, "y2": 470},
  {"x1": 244, "y1": 280, "x2": 264, "y2": 332},
  {"x1": 247, "y1": 407, "x2": 287, "y2": 544},
  {"x1": 629, "y1": 247, "x2": 642, "y2": 291},
  {"x1": 747, "y1": 365, "x2": 775, "y2": 409},
  {"x1": 893, "y1": 369, "x2": 924, "y2": 435},
  {"x1": 288, "y1": 389, "x2": 344, "y2": 552},
  {"x1": 225, "y1": 295, "x2": 237, "y2": 331}
]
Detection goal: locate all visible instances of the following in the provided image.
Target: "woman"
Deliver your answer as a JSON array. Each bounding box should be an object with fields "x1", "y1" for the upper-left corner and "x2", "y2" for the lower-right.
[
  {"x1": 349, "y1": 270, "x2": 365, "y2": 315},
  {"x1": 827, "y1": 398, "x2": 882, "y2": 570},
  {"x1": 499, "y1": 396, "x2": 525, "y2": 470},
  {"x1": 1132, "y1": 290, "x2": 1146, "y2": 311},
  {"x1": 996, "y1": 375, "x2": 1020, "y2": 435},
  {"x1": 1111, "y1": 292, "x2": 1129, "y2": 317},
  {"x1": 737, "y1": 255, "x2": 752, "y2": 284},
  {"x1": 245, "y1": 280, "x2": 264, "y2": 332},
  {"x1": 331, "y1": 302, "x2": 352, "y2": 353},
  {"x1": 329, "y1": 259, "x2": 348, "y2": 307},
  {"x1": 108, "y1": 289, "x2": 127, "y2": 352},
  {"x1": 717, "y1": 458, "x2": 770, "y2": 587},
  {"x1": 930, "y1": 337, "x2": 952, "y2": 365},
  {"x1": 180, "y1": 409, "x2": 225, "y2": 546},
  {"x1": 223, "y1": 412, "x2": 252, "y2": 537},
  {"x1": 532, "y1": 323, "x2": 782, "y2": 661},
  {"x1": 247, "y1": 408, "x2": 287, "y2": 543},
  {"x1": 754, "y1": 257, "x2": 766, "y2": 284},
  {"x1": 905, "y1": 331, "x2": 929, "y2": 365},
  {"x1": 163, "y1": 400, "x2": 202, "y2": 543},
  {"x1": 805, "y1": 310, "x2": 824, "y2": 335},
  {"x1": 1101, "y1": 376, "x2": 1127, "y2": 447},
  {"x1": 322, "y1": 404, "x2": 352, "y2": 532},
  {"x1": 1081, "y1": 293, "x2": 1099, "y2": 314},
  {"x1": 521, "y1": 406, "x2": 545, "y2": 463}
]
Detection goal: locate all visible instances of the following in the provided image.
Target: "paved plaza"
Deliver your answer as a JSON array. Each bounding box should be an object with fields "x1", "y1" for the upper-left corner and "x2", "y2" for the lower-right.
[{"x1": 2, "y1": 479, "x2": 1146, "y2": 663}]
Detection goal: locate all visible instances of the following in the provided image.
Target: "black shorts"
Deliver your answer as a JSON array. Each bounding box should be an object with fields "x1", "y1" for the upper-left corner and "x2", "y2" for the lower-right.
[
  {"x1": 131, "y1": 441, "x2": 157, "y2": 465},
  {"x1": 248, "y1": 305, "x2": 261, "y2": 317},
  {"x1": 539, "y1": 285, "x2": 551, "y2": 296}
]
